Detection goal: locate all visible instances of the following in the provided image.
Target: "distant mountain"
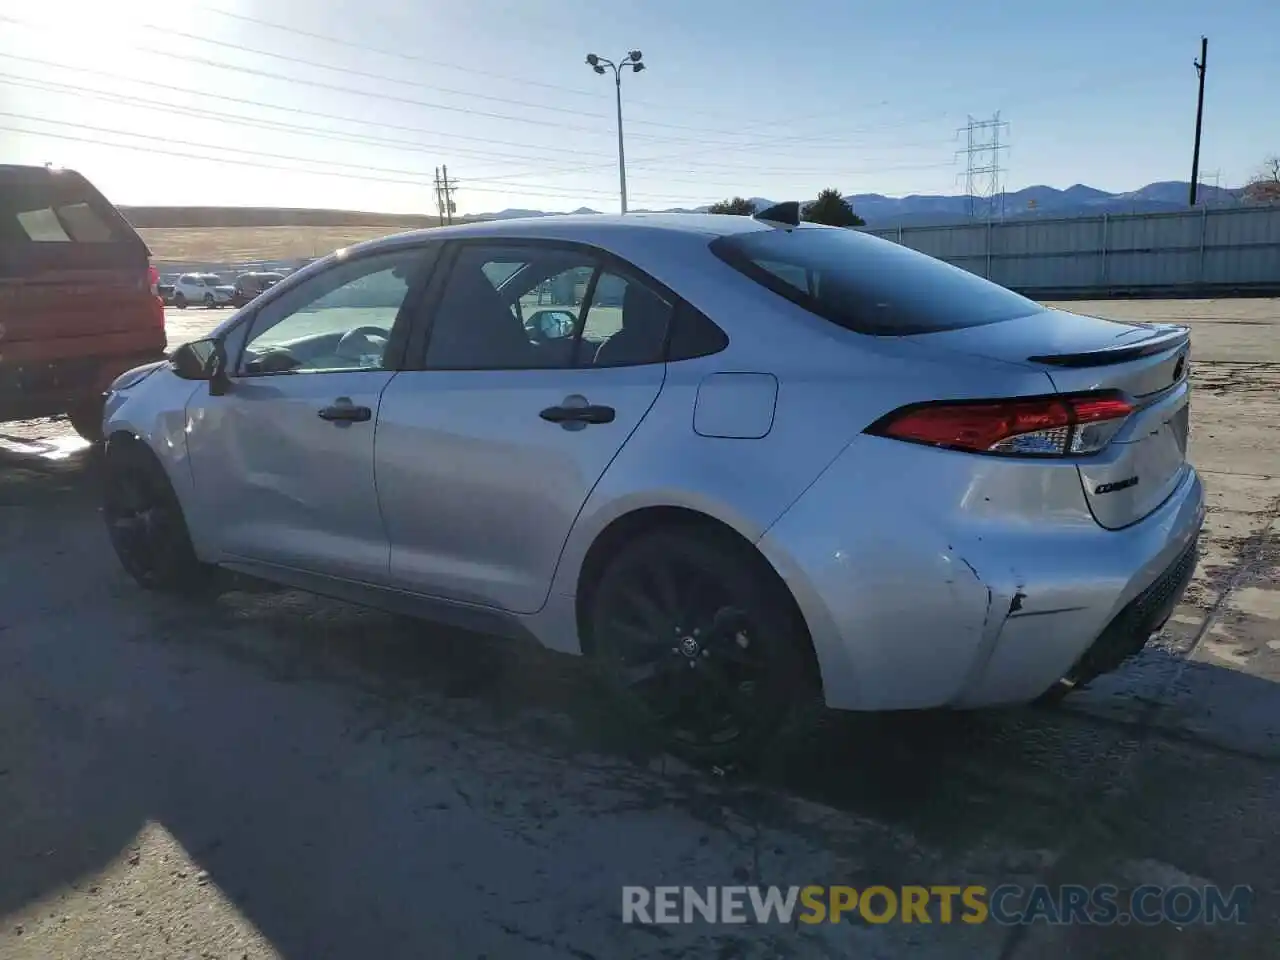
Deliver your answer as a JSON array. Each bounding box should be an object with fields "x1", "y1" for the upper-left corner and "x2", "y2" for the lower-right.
[{"x1": 468, "y1": 181, "x2": 1247, "y2": 228}]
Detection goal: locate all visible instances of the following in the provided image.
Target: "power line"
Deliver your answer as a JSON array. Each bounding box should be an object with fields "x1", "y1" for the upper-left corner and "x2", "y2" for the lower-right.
[
  {"x1": 190, "y1": 2, "x2": 903, "y2": 129},
  {"x1": 2, "y1": 67, "x2": 966, "y2": 204},
  {"x1": 8, "y1": 75, "x2": 958, "y2": 194},
  {"x1": 0, "y1": 73, "x2": 612, "y2": 169},
  {"x1": 1, "y1": 14, "x2": 885, "y2": 146},
  {"x1": 0, "y1": 56, "x2": 613, "y2": 159},
  {"x1": 0, "y1": 19, "x2": 616, "y2": 139},
  {"x1": 7, "y1": 121, "x2": 957, "y2": 213},
  {"x1": 133, "y1": 22, "x2": 764, "y2": 138},
  {"x1": 0, "y1": 119, "x2": 722, "y2": 204},
  {"x1": 194, "y1": 4, "x2": 623, "y2": 103},
  {"x1": 137, "y1": 22, "x2": 624, "y2": 124},
  {"x1": 0, "y1": 53, "x2": 962, "y2": 184}
]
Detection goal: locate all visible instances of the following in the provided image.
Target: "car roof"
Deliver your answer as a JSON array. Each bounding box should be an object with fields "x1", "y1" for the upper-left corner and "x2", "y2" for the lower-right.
[
  {"x1": 349, "y1": 212, "x2": 786, "y2": 254},
  {"x1": 0, "y1": 164, "x2": 89, "y2": 185}
]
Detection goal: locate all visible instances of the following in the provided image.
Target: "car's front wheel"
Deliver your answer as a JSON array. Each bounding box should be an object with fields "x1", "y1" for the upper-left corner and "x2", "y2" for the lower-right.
[
  {"x1": 588, "y1": 527, "x2": 819, "y2": 767},
  {"x1": 102, "y1": 437, "x2": 213, "y2": 594},
  {"x1": 174, "y1": 292, "x2": 187, "y2": 309}
]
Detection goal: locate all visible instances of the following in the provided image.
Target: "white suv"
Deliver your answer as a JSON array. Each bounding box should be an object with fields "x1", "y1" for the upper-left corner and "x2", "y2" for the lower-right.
[{"x1": 172, "y1": 273, "x2": 235, "y2": 309}]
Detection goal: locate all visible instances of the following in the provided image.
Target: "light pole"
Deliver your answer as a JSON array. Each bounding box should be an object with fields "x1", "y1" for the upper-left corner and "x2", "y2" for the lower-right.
[{"x1": 586, "y1": 50, "x2": 644, "y2": 214}]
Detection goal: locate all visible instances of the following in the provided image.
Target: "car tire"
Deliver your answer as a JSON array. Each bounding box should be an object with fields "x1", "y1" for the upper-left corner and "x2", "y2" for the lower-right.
[
  {"x1": 67, "y1": 399, "x2": 105, "y2": 443},
  {"x1": 102, "y1": 437, "x2": 213, "y2": 595},
  {"x1": 204, "y1": 293, "x2": 215, "y2": 309},
  {"x1": 587, "y1": 526, "x2": 820, "y2": 768},
  {"x1": 174, "y1": 292, "x2": 187, "y2": 309}
]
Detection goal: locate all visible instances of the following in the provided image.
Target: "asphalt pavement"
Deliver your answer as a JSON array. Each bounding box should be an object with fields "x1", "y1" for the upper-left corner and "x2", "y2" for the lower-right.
[{"x1": 0, "y1": 299, "x2": 1276, "y2": 959}]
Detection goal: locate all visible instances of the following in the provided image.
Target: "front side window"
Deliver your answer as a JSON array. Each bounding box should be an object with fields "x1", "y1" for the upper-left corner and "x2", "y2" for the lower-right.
[
  {"x1": 710, "y1": 227, "x2": 1045, "y2": 336},
  {"x1": 423, "y1": 243, "x2": 673, "y2": 371},
  {"x1": 238, "y1": 247, "x2": 429, "y2": 375}
]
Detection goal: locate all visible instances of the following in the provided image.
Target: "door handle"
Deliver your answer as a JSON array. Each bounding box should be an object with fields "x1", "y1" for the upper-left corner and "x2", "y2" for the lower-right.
[
  {"x1": 539, "y1": 403, "x2": 615, "y2": 425},
  {"x1": 318, "y1": 400, "x2": 372, "y2": 423}
]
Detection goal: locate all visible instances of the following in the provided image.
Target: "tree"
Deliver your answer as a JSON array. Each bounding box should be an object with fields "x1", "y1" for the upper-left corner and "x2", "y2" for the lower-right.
[
  {"x1": 801, "y1": 188, "x2": 865, "y2": 227},
  {"x1": 707, "y1": 196, "x2": 756, "y2": 216},
  {"x1": 1243, "y1": 155, "x2": 1280, "y2": 204}
]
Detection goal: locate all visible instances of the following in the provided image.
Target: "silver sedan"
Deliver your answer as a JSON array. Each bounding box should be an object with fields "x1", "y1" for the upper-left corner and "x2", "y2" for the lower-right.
[{"x1": 100, "y1": 208, "x2": 1205, "y2": 765}]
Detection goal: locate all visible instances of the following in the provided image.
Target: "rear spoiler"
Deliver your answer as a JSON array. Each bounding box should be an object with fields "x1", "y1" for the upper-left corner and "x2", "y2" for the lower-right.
[{"x1": 1028, "y1": 325, "x2": 1189, "y2": 368}]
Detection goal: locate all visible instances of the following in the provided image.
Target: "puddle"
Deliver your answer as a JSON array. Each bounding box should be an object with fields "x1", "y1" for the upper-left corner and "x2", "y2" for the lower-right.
[{"x1": 0, "y1": 433, "x2": 90, "y2": 461}]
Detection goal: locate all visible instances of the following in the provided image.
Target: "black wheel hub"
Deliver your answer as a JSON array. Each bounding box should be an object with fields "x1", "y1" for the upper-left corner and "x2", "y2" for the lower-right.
[
  {"x1": 104, "y1": 468, "x2": 174, "y2": 578},
  {"x1": 604, "y1": 560, "x2": 769, "y2": 748}
]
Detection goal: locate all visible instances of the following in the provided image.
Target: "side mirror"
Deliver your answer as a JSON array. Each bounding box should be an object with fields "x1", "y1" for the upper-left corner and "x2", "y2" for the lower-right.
[
  {"x1": 208, "y1": 339, "x2": 231, "y2": 396},
  {"x1": 170, "y1": 338, "x2": 216, "y2": 381},
  {"x1": 530, "y1": 309, "x2": 575, "y2": 341}
]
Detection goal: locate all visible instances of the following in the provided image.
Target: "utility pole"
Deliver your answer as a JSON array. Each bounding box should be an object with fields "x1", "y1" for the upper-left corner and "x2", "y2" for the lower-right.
[
  {"x1": 1189, "y1": 36, "x2": 1208, "y2": 207},
  {"x1": 434, "y1": 166, "x2": 458, "y2": 224},
  {"x1": 441, "y1": 165, "x2": 457, "y2": 224},
  {"x1": 433, "y1": 166, "x2": 444, "y2": 225}
]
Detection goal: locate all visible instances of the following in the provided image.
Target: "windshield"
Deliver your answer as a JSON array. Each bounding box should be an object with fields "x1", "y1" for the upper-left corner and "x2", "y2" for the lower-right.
[{"x1": 709, "y1": 227, "x2": 1045, "y2": 336}]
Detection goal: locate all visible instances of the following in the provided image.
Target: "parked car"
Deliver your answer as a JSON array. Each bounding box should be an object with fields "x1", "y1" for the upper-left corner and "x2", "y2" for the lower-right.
[
  {"x1": 172, "y1": 273, "x2": 234, "y2": 309},
  {"x1": 231, "y1": 271, "x2": 285, "y2": 308},
  {"x1": 0, "y1": 164, "x2": 166, "y2": 441},
  {"x1": 99, "y1": 209, "x2": 1204, "y2": 764}
]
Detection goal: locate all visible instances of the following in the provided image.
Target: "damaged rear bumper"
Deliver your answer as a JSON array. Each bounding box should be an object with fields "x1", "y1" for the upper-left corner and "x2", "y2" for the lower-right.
[
  {"x1": 953, "y1": 467, "x2": 1205, "y2": 707},
  {"x1": 760, "y1": 435, "x2": 1205, "y2": 712}
]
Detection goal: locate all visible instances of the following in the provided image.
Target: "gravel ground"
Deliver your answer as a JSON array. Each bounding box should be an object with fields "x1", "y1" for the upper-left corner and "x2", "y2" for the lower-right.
[{"x1": 0, "y1": 299, "x2": 1276, "y2": 959}]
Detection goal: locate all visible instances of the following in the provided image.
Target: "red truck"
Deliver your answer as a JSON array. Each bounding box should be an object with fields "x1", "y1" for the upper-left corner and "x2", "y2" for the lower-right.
[{"x1": 1, "y1": 164, "x2": 167, "y2": 441}]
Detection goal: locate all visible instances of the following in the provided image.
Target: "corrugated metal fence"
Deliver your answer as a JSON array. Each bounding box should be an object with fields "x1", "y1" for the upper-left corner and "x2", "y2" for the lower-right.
[{"x1": 863, "y1": 205, "x2": 1280, "y2": 297}]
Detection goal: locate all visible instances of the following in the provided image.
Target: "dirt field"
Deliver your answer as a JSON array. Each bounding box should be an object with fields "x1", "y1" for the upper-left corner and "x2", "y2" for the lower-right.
[
  {"x1": 0, "y1": 299, "x2": 1276, "y2": 958},
  {"x1": 139, "y1": 224, "x2": 423, "y2": 263}
]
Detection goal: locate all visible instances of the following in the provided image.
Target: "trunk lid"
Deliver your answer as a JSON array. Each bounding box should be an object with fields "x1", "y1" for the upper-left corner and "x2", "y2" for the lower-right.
[{"x1": 911, "y1": 309, "x2": 1192, "y2": 530}]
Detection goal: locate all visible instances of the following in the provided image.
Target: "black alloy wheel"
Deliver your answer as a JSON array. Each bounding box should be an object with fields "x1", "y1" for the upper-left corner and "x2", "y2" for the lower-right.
[
  {"x1": 590, "y1": 528, "x2": 815, "y2": 766},
  {"x1": 102, "y1": 440, "x2": 210, "y2": 594}
]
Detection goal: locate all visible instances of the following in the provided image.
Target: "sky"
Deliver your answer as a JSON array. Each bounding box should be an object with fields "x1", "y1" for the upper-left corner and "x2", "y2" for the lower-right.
[{"x1": 0, "y1": 0, "x2": 1276, "y2": 216}]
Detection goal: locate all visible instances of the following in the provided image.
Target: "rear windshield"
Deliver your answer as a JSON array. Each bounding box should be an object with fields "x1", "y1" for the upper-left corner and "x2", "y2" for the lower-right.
[
  {"x1": 0, "y1": 171, "x2": 138, "y2": 247},
  {"x1": 709, "y1": 227, "x2": 1045, "y2": 336}
]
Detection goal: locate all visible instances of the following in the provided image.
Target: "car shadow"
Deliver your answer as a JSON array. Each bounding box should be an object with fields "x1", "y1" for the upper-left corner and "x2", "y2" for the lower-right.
[{"x1": 2, "y1": 444, "x2": 1278, "y2": 956}]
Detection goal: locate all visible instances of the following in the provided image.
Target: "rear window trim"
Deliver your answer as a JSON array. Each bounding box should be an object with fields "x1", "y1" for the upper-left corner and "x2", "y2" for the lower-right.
[{"x1": 708, "y1": 231, "x2": 1041, "y2": 338}]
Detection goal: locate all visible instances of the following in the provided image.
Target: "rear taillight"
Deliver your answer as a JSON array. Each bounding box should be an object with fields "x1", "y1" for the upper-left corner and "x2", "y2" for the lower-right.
[{"x1": 867, "y1": 392, "x2": 1134, "y2": 457}]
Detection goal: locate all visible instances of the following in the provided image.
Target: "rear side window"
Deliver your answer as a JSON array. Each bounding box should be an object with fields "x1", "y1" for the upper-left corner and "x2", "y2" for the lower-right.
[
  {"x1": 0, "y1": 171, "x2": 135, "y2": 246},
  {"x1": 16, "y1": 207, "x2": 71, "y2": 242},
  {"x1": 709, "y1": 227, "x2": 1045, "y2": 336},
  {"x1": 56, "y1": 202, "x2": 116, "y2": 242}
]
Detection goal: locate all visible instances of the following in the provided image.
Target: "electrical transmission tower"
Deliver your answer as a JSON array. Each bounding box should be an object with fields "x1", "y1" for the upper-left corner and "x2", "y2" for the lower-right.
[
  {"x1": 956, "y1": 113, "x2": 1009, "y2": 220},
  {"x1": 434, "y1": 165, "x2": 459, "y2": 225},
  {"x1": 1201, "y1": 168, "x2": 1221, "y2": 204}
]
